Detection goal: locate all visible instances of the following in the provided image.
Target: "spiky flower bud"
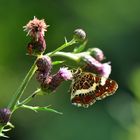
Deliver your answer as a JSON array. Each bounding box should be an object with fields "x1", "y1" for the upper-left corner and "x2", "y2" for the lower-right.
[
  {"x1": 23, "y1": 17, "x2": 49, "y2": 55},
  {"x1": 23, "y1": 16, "x2": 48, "y2": 39},
  {"x1": 90, "y1": 48, "x2": 104, "y2": 61},
  {"x1": 57, "y1": 67, "x2": 73, "y2": 80},
  {"x1": 36, "y1": 55, "x2": 52, "y2": 84},
  {"x1": 0, "y1": 108, "x2": 11, "y2": 125},
  {"x1": 83, "y1": 55, "x2": 111, "y2": 78},
  {"x1": 41, "y1": 67, "x2": 72, "y2": 93},
  {"x1": 73, "y1": 29, "x2": 86, "y2": 42}
]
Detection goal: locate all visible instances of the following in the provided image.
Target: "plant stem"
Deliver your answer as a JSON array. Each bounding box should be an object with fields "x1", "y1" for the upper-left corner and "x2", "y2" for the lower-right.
[
  {"x1": 48, "y1": 38, "x2": 76, "y2": 57},
  {"x1": 17, "y1": 88, "x2": 41, "y2": 107},
  {"x1": 8, "y1": 39, "x2": 77, "y2": 112},
  {"x1": 7, "y1": 40, "x2": 75, "y2": 111},
  {"x1": 8, "y1": 58, "x2": 38, "y2": 111},
  {"x1": 47, "y1": 51, "x2": 91, "y2": 62}
]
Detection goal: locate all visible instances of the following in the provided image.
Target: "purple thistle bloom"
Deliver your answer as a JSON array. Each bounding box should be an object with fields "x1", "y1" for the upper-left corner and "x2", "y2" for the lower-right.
[
  {"x1": 41, "y1": 67, "x2": 72, "y2": 93},
  {"x1": 24, "y1": 17, "x2": 48, "y2": 55},
  {"x1": 83, "y1": 55, "x2": 102, "y2": 68},
  {"x1": 99, "y1": 62, "x2": 111, "y2": 78},
  {"x1": 0, "y1": 108, "x2": 11, "y2": 125},
  {"x1": 57, "y1": 67, "x2": 73, "y2": 80},
  {"x1": 83, "y1": 55, "x2": 111, "y2": 78},
  {"x1": 23, "y1": 16, "x2": 48, "y2": 39}
]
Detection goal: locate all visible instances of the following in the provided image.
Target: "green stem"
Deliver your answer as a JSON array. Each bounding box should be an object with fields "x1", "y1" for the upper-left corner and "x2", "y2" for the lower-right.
[
  {"x1": 17, "y1": 88, "x2": 41, "y2": 107},
  {"x1": 48, "y1": 38, "x2": 76, "y2": 57},
  {"x1": 8, "y1": 58, "x2": 38, "y2": 111},
  {"x1": 48, "y1": 51, "x2": 91, "y2": 62},
  {"x1": 8, "y1": 39, "x2": 77, "y2": 112}
]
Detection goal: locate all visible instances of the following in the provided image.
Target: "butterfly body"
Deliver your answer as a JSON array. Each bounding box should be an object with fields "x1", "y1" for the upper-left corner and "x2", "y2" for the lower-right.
[{"x1": 70, "y1": 69, "x2": 118, "y2": 108}]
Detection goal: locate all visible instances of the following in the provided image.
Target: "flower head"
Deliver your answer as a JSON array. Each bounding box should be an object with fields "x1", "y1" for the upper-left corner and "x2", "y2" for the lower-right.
[
  {"x1": 83, "y1": 55, "x2": 111, "y2": 78},
  {"x1": 41, "y1": 67, "x2": 72, "y2": 93},
  {"x1": 23, "y1": 16, "x2": 48, "y2": 38},
  {"x1": 57, "y1": 67, "x2": 73, "y2": 80},
  {"x1": 0, "y1": 108, "x2": 11, "y2": 125},
  {"x1": 83, "y1": 55, "x2": 102, "y2": 68}
]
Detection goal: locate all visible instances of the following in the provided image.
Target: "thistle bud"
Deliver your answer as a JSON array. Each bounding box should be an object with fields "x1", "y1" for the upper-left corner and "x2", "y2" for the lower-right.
[
  {"x1": 83, "y1": 55, "x2": 111, "y2": 78},
  {"x1": 0, "y1": 108, "x2": 11, "y2": 125},
  {"x1": 23, "y1": 17, "x2": 49, "y2": 55},
  {"x1": 73, "y1": 29, "x2": 86, "y2": 42},
  {"x1": 36, "y1": 55, "x2": 52, "y2": 73},
  {"x1": 41, "y1": 67, "x2": 72, "y2": 93},
  {"x1": 90, "y1": 48, "x2": 104, "y2": 61},
  {"x1": 23, "y1": 16, "x2": 48, "y2": 39}
]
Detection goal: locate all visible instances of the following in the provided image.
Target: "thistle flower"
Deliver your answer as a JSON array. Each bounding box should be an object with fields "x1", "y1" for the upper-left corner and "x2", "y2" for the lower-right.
[
  {"x1": 41, "y1": 67, "x2": 72, "y2": 93},
  {"x1": 90, "y1": 48, "x2": 104, "y2": 61},
  {"x1": 83, "y1": 55, "x2": 111, "y2": 78},
  {"x1": 36, "y1": 55, "x2": 52, "y2": 83},
  {"x1": 0, "y1": 108, "x2": 11, "y2": 125},
  {"x1": 57, "y1": 67, "x2": 73, "y2": 80},
  {"x1": 23, "y1": 16, "x2": 48, "y2": 39},
  {"x1": 73, "y1": 29, "x2": 86, "y2": 42},
  {"x1": 24, "y1": 17, "x2": 48, "y2": 55}
]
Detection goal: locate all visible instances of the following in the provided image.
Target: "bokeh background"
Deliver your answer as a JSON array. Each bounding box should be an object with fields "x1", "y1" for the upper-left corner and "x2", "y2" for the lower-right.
[{"x1": 0, "y1": 0, "x2": 140, "y2": 140}]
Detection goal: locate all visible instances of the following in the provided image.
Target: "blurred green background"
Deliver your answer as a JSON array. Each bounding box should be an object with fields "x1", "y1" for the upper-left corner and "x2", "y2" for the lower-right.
[{"x1": 0, "y1": 0, "x2": 140, "y2": 140}]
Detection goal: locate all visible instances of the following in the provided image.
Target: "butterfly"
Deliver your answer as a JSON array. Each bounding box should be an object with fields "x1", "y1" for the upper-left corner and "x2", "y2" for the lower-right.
[{"x1": 70, "y1": 68, "x2": 118, "y2": 108}]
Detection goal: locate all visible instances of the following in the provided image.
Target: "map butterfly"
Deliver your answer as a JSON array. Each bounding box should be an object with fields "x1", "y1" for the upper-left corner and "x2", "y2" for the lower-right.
[{"x1": 70, "y1": 68, "x2": 118, "y2": 108}]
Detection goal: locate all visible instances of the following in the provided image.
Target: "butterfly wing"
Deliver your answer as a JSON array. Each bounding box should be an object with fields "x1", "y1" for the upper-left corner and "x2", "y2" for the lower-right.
[
  {"x1": 71, "y1": 72, "x2": 118, "y2": 108},
  {"x1": 94, "y1": 77, "x2": 118, "y2": 100},
  {"x1": 71, "y1": 73, "x2": 97, "y2": 108}
]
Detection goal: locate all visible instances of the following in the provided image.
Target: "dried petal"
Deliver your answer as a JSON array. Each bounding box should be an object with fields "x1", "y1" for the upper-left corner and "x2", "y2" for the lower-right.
[{"x1": 23, "y1": 17, "x2": 48, "y2": 38}]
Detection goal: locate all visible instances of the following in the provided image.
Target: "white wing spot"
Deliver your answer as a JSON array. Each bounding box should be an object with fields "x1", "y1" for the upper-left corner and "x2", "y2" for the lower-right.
[{"x1": 106, "y1": 87, "x2": 108, "y2": 90}]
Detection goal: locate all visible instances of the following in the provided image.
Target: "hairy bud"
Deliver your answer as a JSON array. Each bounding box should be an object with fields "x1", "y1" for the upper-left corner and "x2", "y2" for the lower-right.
[
  {"x1": 0, "y1": 108, "x2": 11, "y2": 125},
  {"x1": 41, "y1": 67, "x2": 72, "y2": 93},
  {"x1": 83, "y1": 55, "x2": 111, "y2": 78},
  {"x1": 73, "y1": 29, "x2": 86, "y2": 42}
]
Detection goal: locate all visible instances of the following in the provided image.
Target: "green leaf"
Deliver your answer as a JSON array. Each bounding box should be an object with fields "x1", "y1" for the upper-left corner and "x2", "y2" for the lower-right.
[
  {"x1": 52, "y1": 61, "x2": 65, "y2": 65},
  {"x1": 73, "y1": 40, "x2": 87, "y2": 53},
  {"x1": 21, "y1": 105, "x2": 63, "y2": 115},
  {"x1": 0, "y1": 132, "x2": 9, "y2": 138},
  {"x1": 64, "y1": 37, "x2": 68, "y2": 44}
]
